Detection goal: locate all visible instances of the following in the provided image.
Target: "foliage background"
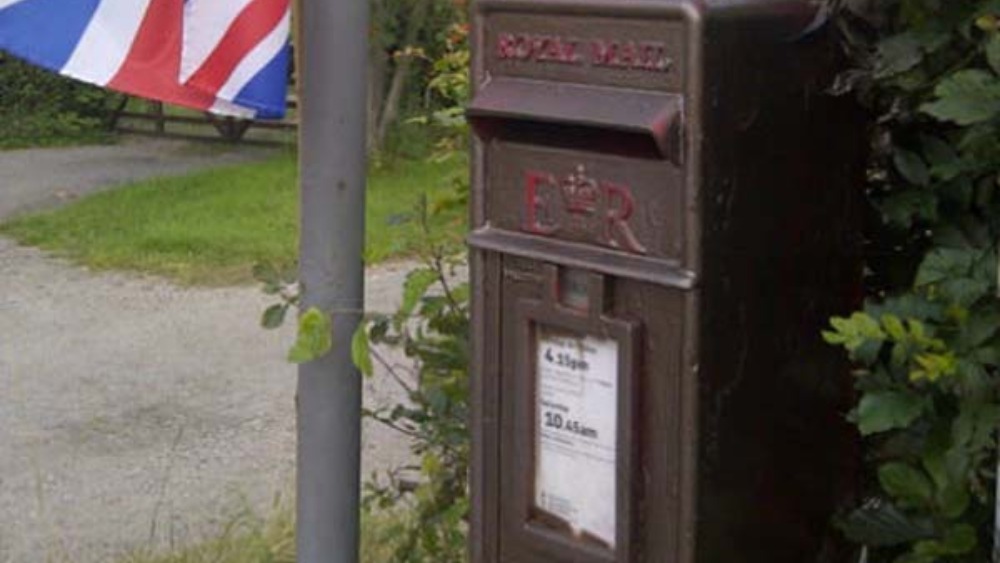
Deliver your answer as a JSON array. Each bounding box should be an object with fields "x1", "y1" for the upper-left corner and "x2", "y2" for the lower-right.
[
  {"x1": 0, "y1": 52, "x2": 113, "y2": 149},
  {"x1": 824, "y1": 0, "x2": 1000, "y2": 560}
]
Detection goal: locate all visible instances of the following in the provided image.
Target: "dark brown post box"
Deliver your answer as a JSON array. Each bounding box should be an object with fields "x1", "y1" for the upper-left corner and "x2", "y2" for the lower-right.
[{"x1": 467, "y1": 1, "x2": 864, "y2": 561}]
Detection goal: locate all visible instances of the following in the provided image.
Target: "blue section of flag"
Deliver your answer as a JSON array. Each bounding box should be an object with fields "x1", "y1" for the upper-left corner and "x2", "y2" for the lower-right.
[
  {"x1": 233, "y1": 43, "x2": 289, "y2": 119},
  {"x1": 0, "y1": 0, "x2": 101, "y2": 72}
]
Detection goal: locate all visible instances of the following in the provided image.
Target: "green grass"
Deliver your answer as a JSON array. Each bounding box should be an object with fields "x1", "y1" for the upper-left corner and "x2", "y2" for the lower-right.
[
  {"x1": 116, "y1": 503, "x2": 405, "y2": 563},
  {"x1": 0, "y1": 150, "x2": 466, "y2": 285}
]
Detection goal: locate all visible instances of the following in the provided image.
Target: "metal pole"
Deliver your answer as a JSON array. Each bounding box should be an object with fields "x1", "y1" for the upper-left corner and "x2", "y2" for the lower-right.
[{"x1": 296, "y1": 0, "x2": 368, "y2": 559}]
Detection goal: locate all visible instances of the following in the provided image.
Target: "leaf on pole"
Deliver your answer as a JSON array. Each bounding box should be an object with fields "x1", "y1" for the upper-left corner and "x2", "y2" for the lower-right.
[
  {"x1": 287, "y1": 307, "x2": 333, "y2": 364},
  {"x1": 352, "y1": 324, "x2": 374, "y2": 377}
]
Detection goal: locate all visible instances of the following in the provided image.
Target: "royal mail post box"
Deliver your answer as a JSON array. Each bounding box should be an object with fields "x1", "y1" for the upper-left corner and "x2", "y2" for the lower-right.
[{"x1": 467, "y1": 1, "x2": 864, "y2": 561}]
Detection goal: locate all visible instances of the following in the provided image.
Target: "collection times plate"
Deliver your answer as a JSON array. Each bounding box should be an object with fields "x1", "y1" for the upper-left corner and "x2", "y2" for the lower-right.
[{"x1": 534, "y1": 327, "x2": 618, "y2": 547}]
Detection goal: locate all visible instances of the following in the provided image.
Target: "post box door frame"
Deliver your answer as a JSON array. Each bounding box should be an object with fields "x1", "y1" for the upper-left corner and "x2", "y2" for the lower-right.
[{"x1": 504, "y1": 265, "x2": 641, "y2": 562}]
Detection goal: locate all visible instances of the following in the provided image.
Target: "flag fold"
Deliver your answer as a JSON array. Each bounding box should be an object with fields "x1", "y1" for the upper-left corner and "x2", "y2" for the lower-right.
[{"x1": 0, "y1": 0, "x2": 290, "y2": 119}]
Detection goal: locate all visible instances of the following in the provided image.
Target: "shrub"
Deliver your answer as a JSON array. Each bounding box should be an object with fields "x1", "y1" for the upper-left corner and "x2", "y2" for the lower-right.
[
  {"x1": 0, "y1": 52, "x2": 114, "y2": 148},
  {"x1": 825, "y1": 1, "x2": 1000, "y2": 560}
]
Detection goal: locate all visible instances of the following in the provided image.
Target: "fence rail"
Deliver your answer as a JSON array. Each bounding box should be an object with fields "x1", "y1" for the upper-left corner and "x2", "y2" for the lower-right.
[{"x1": 110, "y1": 98, "x2": 298, "y2": 145}]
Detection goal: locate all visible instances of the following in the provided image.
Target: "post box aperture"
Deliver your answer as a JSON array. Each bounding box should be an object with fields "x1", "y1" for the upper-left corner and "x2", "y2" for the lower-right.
[{"x1": 468, "y1": 1, "x2": 864, "y2": 562}]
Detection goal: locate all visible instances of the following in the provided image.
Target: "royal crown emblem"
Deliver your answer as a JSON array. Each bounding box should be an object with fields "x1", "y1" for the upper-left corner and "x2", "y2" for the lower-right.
[{"x1": 560, "y1": 165, "x2": 600, "y2": 213}]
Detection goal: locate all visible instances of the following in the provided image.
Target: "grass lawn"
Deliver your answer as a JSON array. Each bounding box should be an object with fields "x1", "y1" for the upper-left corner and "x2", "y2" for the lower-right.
[
  {"x1": 0, "y1": 150, "x2": 466, "y2": 285},
  {"x1": 117, "y1": 504, "x2": 408, "y2": 563}
]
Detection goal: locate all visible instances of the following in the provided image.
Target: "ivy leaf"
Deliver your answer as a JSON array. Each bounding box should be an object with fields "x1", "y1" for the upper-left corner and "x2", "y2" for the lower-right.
[
  {"x1": 261, "y1": 303, "x2": 288, "y2": 330},
  {"x1": 921, "y1": 69, "x2": 1000, "y2": 125},
  {"x1": 857, "y1": 391, "x2": 927, "y2": 435},
  {"x1": 987, "y1": 33, "x2": 1000, "y2": 75},
  {"x1": 351, "y1": 324, "x2": 374, "y2": 377},
  {"x1": 287, "y1": 307, "x2": 333, "y2": 364},
  {"x1": 878, "y1": 462, "x2": 933, "y2": 506},
  {"x1": 894, "y1": 148, "x2": 931, "y2": 186}
]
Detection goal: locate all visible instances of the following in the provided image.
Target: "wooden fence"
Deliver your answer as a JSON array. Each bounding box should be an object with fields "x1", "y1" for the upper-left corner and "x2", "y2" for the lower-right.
[{"x1": 109, "y1": 96, "x2": 298, "y2": 145}]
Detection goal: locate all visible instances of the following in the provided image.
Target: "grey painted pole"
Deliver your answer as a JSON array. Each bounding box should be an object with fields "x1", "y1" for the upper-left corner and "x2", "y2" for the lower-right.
[{"x1": 296, "y1": 0, "x2": 368, "y2": 559}]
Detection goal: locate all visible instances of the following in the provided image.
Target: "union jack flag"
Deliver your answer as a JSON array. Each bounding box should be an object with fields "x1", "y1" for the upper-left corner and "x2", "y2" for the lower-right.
[{"x1": 0, "y1": 0, "x2": 291, "y2": 118}]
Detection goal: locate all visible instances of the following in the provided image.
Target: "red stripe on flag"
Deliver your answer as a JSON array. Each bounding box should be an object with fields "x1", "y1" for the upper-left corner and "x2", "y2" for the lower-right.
[
  {"x1": 185, "y1": 0, "x2": 289, "y2": 96},
  {"x1": 108, "y1": 0, "x2": 216, "y2": 111}
]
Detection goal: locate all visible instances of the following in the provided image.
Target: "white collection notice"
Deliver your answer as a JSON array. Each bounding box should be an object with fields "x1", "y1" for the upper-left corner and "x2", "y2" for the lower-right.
[{"x1": 534, "y1": 326, "x2": 619, "y2": 548}]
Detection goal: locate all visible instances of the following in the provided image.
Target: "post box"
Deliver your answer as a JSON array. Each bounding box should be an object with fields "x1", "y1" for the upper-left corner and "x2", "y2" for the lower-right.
[{"x1": 467, "y1": 1, "x2": 864, "y2": 561}]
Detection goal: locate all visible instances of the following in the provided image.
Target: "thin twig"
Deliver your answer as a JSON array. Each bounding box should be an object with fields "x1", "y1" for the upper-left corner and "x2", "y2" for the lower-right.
[{"x1": 370, "y1": 346, "x2": 417, "y2": 395}]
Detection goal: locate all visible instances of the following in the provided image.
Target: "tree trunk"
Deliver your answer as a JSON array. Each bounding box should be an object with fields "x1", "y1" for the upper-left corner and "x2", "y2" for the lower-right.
[{"x1": 374, "y1": 0, "x2": 430, "y2": 150}]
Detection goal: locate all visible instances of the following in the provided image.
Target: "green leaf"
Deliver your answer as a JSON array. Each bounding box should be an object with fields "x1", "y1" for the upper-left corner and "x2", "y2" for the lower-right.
[
  {"x1": 920, "y1": 445, "x2": 948, "y2": 492},
  {"x1": 921, "y1": 69, "x2": 1000, "y2": 125},
  {"x1": 880, "y1": 190, "x2": 937, "y2": 227},
  {"x1": 857, "y1": 391, "x2": 926, "y2": 435},
  {"x1": 261, "y1": 303, "x2": 288, "y2": 329},
  {"x1": 352, "y1": 324, "x2": 374, "y2": 377},
  {"x1": 956, "y1": 310, "x2": 1000, "y2": 350},
  {"x1": 936, "y1": 482, "x2": 970, "y2": 519},
  {"x1": 939, "y1": 523, "x2": 976, "y2": 554},
  {"x1": 875, "y1": 33, "x2": 925, "y2": 77},
  {"x1": 838, "y1": 499, "x2": 934, "y2": 547},
  {"x1": 894, "y1": 149, "x2": 931, "y2": 186},
  {"x1": 915, "y1": 248, "x2": 975, "y2": 287},
  {"x1": 287, "y1": 307, "x2": 332, "y2": 364},
  {"x1": 909, "y1": 352, "x2": 957, "y2": 382},
  {"x1": 883, "y1": 314, "x2": 907, "y2": 340},
  {"x1": 953, "y1": 400, "x2": 1000, "y2": 451},
  {"x1": 252, "y1": 262, "x2": 280, "y2": 285},
  {"x1": 879, "y1": 462, "x2": 933, "y2": 506},
  {"x1": 919, "y1": 134, "x2": 958, "y2": 171},
  {"x1": 824, "y1": 312, "x2": 886, "y2": 354},
  {"x1": 399, "y1": 268, "x2": 439, "y2": 319},
  {"x1": 987, "y1": 33, "x2": 1000, "y2": 75},
  {"x1": 910, "y1": 523, "x2": 977, "y2": 558},
  {"x1": 868, "y1": 295, "x2": 946, "y2": 323}
]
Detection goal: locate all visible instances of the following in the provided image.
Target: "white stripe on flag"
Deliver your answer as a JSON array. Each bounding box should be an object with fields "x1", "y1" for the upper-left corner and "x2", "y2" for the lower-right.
[
  {"x1": 61, "y1": 0, "x2": 153, "y2": 86},
  {"x1": 209, "y1": 98, "x2": 256, "y2": 119},
  {"x1": 215, "y1": 10, "x2": 289, "y2": 103},
  {"x1": 0, "y1": 0, "x2": 30, "y2": 10},
  {"x1": 180, "y1": 0, "x2": 256, "y2": 84}
]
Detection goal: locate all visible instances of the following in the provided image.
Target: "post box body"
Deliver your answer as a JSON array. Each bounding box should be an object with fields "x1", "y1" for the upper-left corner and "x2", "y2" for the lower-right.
[{"x1": 468, "y1": 1, "x2": 864, "y2": 561}]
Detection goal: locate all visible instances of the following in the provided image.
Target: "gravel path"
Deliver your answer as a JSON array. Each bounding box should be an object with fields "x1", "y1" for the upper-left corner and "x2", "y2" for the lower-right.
[
  {"x1": 0, "y1": 138, "x2": 276, "y2": 220},
  {"x1": 0, "y1": 139, "x2": 416, "y2": 562}
]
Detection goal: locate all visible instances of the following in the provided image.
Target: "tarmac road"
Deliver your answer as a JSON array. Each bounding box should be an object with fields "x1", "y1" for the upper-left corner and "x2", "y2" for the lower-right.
[{"x1": 0, "y1": 138, "x2": 414, "y2": 562}]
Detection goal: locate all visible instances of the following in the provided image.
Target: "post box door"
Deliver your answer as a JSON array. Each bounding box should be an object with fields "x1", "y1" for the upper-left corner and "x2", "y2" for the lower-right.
[{"x1": 488, "y1": 256, "x2": 689, "y2": 562}]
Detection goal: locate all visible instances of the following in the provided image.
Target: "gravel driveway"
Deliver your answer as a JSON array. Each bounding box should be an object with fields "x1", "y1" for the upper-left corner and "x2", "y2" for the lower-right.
[{"x1": 0, "y1": 139, "x2": 415, "y2": 562}]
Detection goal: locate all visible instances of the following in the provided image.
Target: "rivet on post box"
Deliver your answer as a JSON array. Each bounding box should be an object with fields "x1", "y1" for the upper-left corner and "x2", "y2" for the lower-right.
[{"x1": 467, "y1": 1, "x2": 865, "y2": 562}]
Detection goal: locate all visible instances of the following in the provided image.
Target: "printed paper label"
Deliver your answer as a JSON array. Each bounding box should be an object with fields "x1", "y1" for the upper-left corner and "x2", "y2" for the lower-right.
[{"x1": 534, "y1": 327, "x2": 618, "y2": 547}]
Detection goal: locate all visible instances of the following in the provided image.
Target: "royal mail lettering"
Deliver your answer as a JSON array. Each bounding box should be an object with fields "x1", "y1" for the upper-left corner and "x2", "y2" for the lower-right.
[
  {"x1": 591, "y1": 39, "x2": 673, "y2": 72},
  {"x1": 496, "y1": 33, "x2": 582, "y2": 65},
  {"x1": 523, "y1": 165, "x2": 647, "y2": 255},
  {"x1": 497, "y1": 32, "x2": 672, "y2": 74}
]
